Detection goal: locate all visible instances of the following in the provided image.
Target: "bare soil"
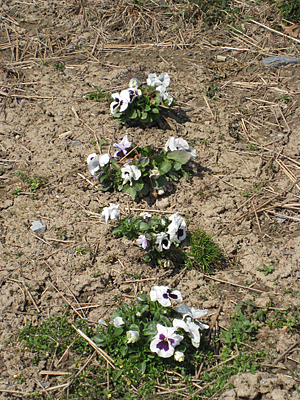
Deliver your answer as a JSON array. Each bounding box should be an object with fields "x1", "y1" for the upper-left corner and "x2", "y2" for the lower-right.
[{"x1": 0, "y1": 0, "x2": 300, "y2": 398}]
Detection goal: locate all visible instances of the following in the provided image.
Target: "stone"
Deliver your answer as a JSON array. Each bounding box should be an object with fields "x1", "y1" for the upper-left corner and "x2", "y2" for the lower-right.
[
  {"x1": 262, "y1": 56, "x2": 299, "y2": 67},
  {"x1": 30, "y1": 220, "x2": 46, "y2": 235}
]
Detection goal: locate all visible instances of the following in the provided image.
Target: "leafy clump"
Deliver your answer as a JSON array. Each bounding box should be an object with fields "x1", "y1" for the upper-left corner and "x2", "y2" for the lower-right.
[
  {"x1": 18, "y1": 311, "x2": 94, "y2": 365},
  {"x1": 185, "y1": 228, "x2": 224, "y2": 273},
  {"x1": 17, "y1": 297, "x2": 269, "y2": 399},
  {"x1": 109, "y1": 73, "x2": 174, "y2": 125},
  {"x1": 277, "y1": 0, "x2": 300, "y2": 23},
  {"x1": 87, "y1": 135, "x2": 196, "y2": 199},
  {"x1": 112, "y1": 212, "x2": 187, "y2": 264}
]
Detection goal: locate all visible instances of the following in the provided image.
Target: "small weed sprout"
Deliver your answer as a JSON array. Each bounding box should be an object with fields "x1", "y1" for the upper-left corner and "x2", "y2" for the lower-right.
[
  {"x1": 88, "y1": 86, "x2": 110, "y2": 102},
  {"x1": 186, "y1": 228, "x2": 224, "y2": 273},
  {"x1": 54, "y1": 62, "x2": 65, "y2": 71},
  {"x1": 14, "y1": 171, "x2": 47, "y2": 193},
  {"x1": 257, "y1": 264, "x2": 274, "y2": 276}
]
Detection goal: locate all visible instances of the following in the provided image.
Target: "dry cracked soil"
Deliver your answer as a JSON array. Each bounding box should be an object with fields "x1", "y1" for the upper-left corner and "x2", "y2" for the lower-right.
[{"x1": 0, "y1": 0, "x2": 300, "y2": 399}]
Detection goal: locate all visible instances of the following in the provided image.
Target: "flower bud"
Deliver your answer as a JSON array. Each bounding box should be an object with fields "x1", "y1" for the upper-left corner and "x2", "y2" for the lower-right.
[
  {"x1": 126, "y1": 330, "x2": 139, "y2": 344},
  {"x1": 174, "y1": 350, "x2": 185, "y2": 362}
]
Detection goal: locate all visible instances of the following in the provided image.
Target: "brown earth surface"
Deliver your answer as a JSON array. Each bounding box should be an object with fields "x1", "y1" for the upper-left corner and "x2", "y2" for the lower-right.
[{"x1": 0, "y1": 0, "x2": 300, "y2": 398}]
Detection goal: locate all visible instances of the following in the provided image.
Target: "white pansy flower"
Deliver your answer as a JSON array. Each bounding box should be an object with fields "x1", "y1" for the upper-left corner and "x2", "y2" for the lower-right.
[
  {"x1": 174, "y1": 350, "x2": 185, "y2": 362},
  {"x1": 176, "y1": 305, "x2": 209, "y2": 329},
  {"x1": 121, "y1": 164, "x2": 141, "y2": 186},
  {"x1": 113, "y1": 316, "x2": 125, "y2": 328},
  {"x1": 110, "y1": 90, "x2": 130, "y2": 114},
  {"x1": 126, "y1": 330, "x2": 139, "y2": 344},
  {"x1": 147, "y1": 72, "x2": 170, "y2": 88},
  {"x1": 100, "y1": 203, "x2": 120, "y2": 224},
  {"x1": 164, "y1": 137, "x2": 196, "y2": 159},
  {"x1": 136, "y1": 235, "x2": 149, "y2": 250},
  {"x1": 156, "y1": 85, "x2": 173, "y2": 106},
  {"x1": 114, "y1": 135, "x2": 132, "y2": 158},
  {"x1": 87, "y1": 153, "x2": 99, "y2": 176},
  {"x1": 150, "y1": 286, "x2": 182, "y2": 307},
  {"x1": 98, "y1": 318, "x2": 108, "y2": 326},
  {"x1": 87, "y1": 153, "x2": 109, "y2": 176},
  {"x1": 167, "y1": 213, "x2": 186, "y2": 244},
  {"x1": 150, "y1": 324, "x2": 183, "y2": 358},
  {"x1": 139, "y1": 212, "x2": 152, "y2": 219},
  {"x1": 155, "y1": 232, "x2": 171, "y2": 252},
  {"x1": 173, "y1": 317, "x2": 201, "y2": 348}
]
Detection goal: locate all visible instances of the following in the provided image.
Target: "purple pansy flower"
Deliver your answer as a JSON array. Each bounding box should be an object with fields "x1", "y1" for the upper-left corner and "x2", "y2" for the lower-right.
[
  {"x1": 113, "y1": 135, "x2": 132, "y2": 158},
  {"x1": 136, "y1": 235, "x2": 150, "y2": 250},
  {"x1": 150, "y1": 324, "x2": 183, "y2": 358}
]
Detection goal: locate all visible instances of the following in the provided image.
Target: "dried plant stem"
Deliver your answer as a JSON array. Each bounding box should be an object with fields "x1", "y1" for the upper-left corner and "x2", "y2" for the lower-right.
[{"x1": 72, "y1": 325, "x2": 115, "y2": 367}]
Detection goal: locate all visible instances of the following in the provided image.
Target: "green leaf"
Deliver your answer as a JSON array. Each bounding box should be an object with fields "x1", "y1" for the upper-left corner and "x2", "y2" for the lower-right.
[
  {"x1": 101, "y1": 181, "x2": 113, "y2": 191},
  {"x1": 168, "y1": 171, "x2": 179, "y2": 181},
  {"x1": 173, "y1": 162, "x2": 182, "y2": 171},
  {"x1": 142, "y1": 254, "x2": 151, "y2": 262},
  {"x1": 130, "y1": 109, "x2": 138, "y2": 119},
  {"x1": 143, "y1": 321, "x2": 158, "y2": 336},
  {"x1": 137, "y1": 304, "x2": 149, "y2": 315},
  {"x1": 160, "y1": 315, "x2": 172, "y2": 327},
  {"x1": 93, "y1": 334, "x2": 107, "y2": 346},
  {"x1": 114, "y1": 327, "x2": 124, "y2": 337},
  {"x1": 144, "y1": 104, "x2": 151, "y2": 112},
  {"x1": 139, "y1": 157, "x2": 150, "y2": 168},
  {"x1": 120, "y1": 345, "x2": 127, "y2": 357},
  {"x1": 141, "y1": 111, "x2": 148, "y2": 120},
  {"x1": 132, "y1": 180, "x2": 144, "y2": 192},
  {"x1": 139, "y1": 360, "x2": 147, "y2": 374},
  {"x1": 123, "y1": 185, "x2": 137, "y2": 199},
  {"x1": 182, "y1": 170, "x2": 190, "y2": 180},
  {"x1": 152, "y1": 175, "x2": 167, "y2": 189},
  {"x1": 138, "y1": 221, "x2": 149, "y2": 231},
  {"x1": 167, "y1": 150, "x2": 192, "y2": 164},
  {"x1": 140, "y1": 183, "x2": 150, "y2": 195},
  {"x1": 159, "y1": 160, "x2": 172, "y2": 174},
  {"x1": 152, "y1": 107, "x2": 159, "y2": 114},
  {"x1": 129, "y1": 324, "x2": 139, "y2": 332}
]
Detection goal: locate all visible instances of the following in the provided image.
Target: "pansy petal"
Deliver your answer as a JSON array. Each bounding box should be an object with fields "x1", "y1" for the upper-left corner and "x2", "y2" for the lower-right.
[
  {"x1": 87, "y1": 153, "x2": 100, "y2": 176},
  {"x1": 99, "y1": 153, "x2": 110, "y2": 167},
  {"x1": 158, "y1": 72, "x2": 170, "y2": 87}
]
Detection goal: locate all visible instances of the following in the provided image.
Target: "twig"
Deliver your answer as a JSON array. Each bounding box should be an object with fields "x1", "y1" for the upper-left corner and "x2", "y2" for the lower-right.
[
  {"x1": 203, "y1": 95, "x2": 215, "y2": 119},
  {"x1": 249, "y1": 19, "x2": 300, "y2": 45},
  {"x1": 204, "y1": 275, "x2": 277, "y2": 294},
  {"x1": 252, "y1": 200, "x2": 262, "y2": 232},
  {"x1": 124, "y1": 207, "x2": 178, "y2": 214},
  {"x1": 273, "y1": 339, "x2": 300, "y2": 365},
  {"x1": 72, "y1": 325, "x2": 115, "y2": 368}
]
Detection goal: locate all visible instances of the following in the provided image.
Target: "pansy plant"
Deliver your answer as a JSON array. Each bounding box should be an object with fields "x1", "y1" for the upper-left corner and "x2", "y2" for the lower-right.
[
  {"x1": 87, "y1": 135, "x2": 196, "y2": 200},
  {"x1": 92, "y1": 286, "x2": 209, "y2": 376},
  {"x1": 112, "y1": 212, "x2": 187, "y2": 265},
  {"x1": 105, "y1": 73, "x2": 175, "y2": 125}
]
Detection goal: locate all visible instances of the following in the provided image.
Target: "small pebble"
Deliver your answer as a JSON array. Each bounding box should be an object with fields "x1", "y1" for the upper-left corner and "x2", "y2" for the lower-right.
[
  {"x1": 68, "y1": 140, "x2": 82, "y2": 146},
  {"x1": 30, "y1": 220, "x2": 46, "y2": 235},
  {"x1": 25, "y1": 240, "x2": 29, "y2": 245},
  {"x1": 55, "y1": 116, "x2": 64, "y2": 121}
]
